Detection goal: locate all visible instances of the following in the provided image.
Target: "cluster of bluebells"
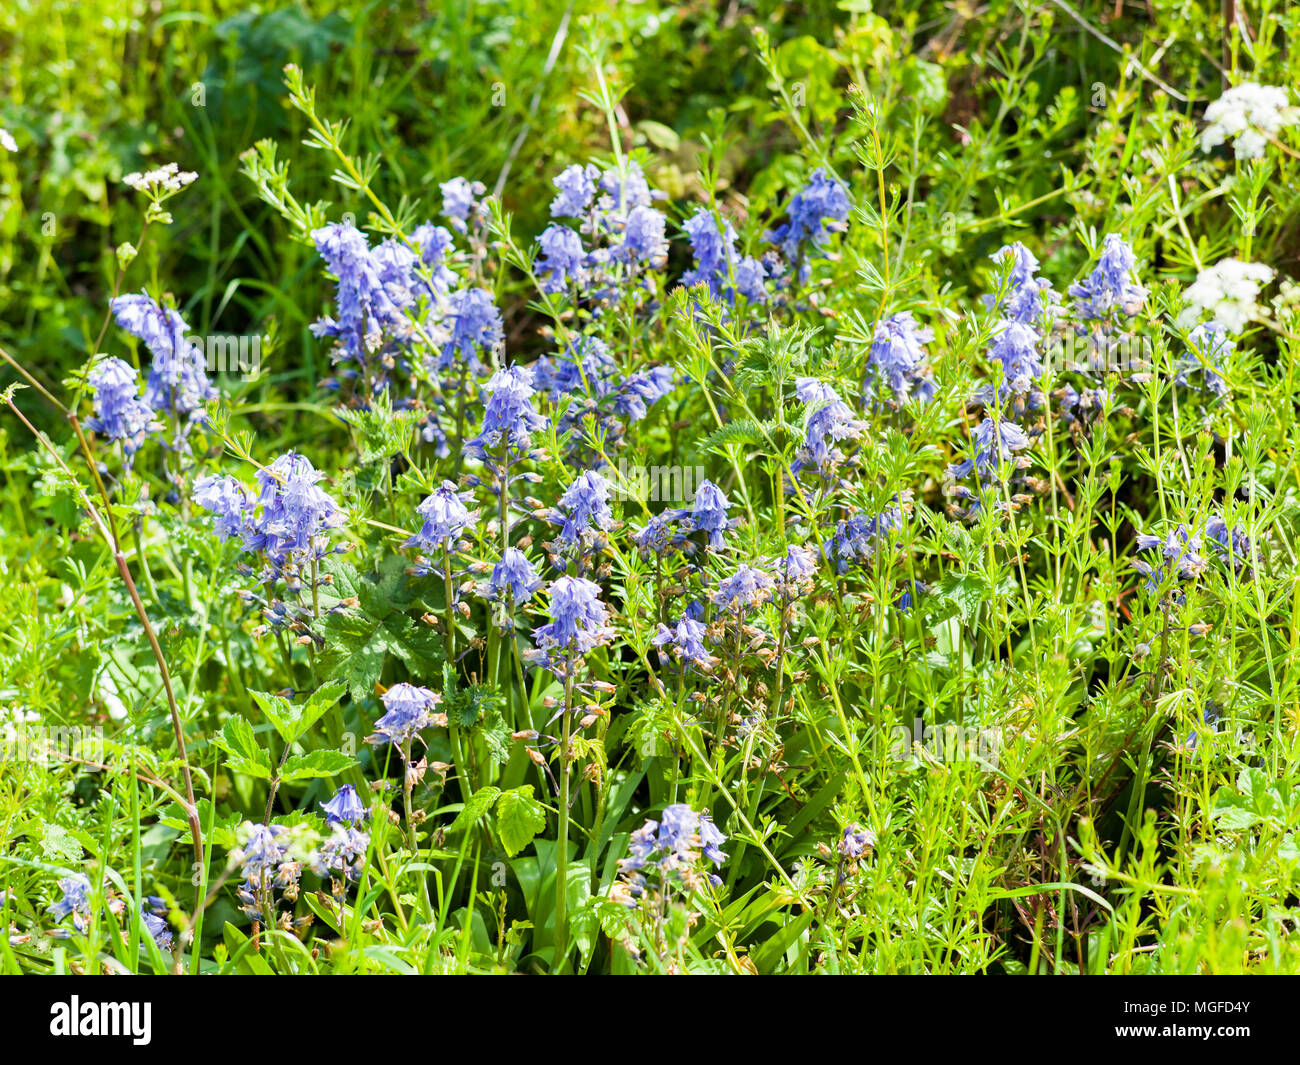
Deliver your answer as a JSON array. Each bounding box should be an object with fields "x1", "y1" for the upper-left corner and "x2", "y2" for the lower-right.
[
  {"x1": 677, "y1": 168, "x2": 850, "y2": 307},
  {"x1": 314, "y1": 785, "x2": 371, "y2": 882},
  {"x1": 230, "y1": 822, "x2": 314, "y2": 924},
  {"x1": 612, "y1": 804, "x2": 727, "y2": 908},
  {"x1": 946, "y1": 417, "x2": 1031, "y2": 513},
  {"x1": 45, "y1": 874, "x2": 173, "y2": 951},
  {"x1": 985, "y1": 243, "x2": 1058, "y2": 326},
  {"x1": 795, "y1": 377, "x2": 866, "y2": 475},
  {"x1": 309, "y1": 195, "x2": 504, "y2": 450},
  {"x1": 680, "y1": 208, "x2": 770, "y2": 304},
  {"x1": 194, "y1": 451, "x2": 347, "y2": 587},
  {"x1": 825, "y1": 499, "x2": 906, "y2": 574},
  {"x1": 764, "y1": 167, "x2": 851, "y2": 281},
  {"x1": 529, "y1": 575, "x2": 615, "y2": 671},
  {"x1": 46, "y1": 874, "x2": 92, "y2": 937},
  {"x1": 85, "y1": 356, "x2": 158, "y2": 466},
  {"x1": 536, "y1": 160, "x2": 668, "y2": 304},
  {"x1": 103, "y1": 292, "x2": 217, "y2": 451},
  {"x1": 405, "y1": 480, "x2": 479, "y2": 577},
  {"x1": 623, "y1": 477, "x2": 735, "y2": 567},
  {"x1": 1068, "y1": 234, "x2": 1148, "y2": 325},
  {"x1": 864, "y1": 313, "x2": 936, "y2": 406},
  {"x1": 1132, "y1": 525, "x2": 1209, "y2": 593},
  {"x1": 1133, "y1": 513, "x2": 1255, "y2": 595},
  {"x1": 531, "y1": 334, "x2": 674, "y2": 454}
]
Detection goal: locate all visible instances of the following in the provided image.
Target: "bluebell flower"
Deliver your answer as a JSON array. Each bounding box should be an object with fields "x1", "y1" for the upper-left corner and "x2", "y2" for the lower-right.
[
  {"x1": 533, "y1": 334, "x2": 615, "y2": 396},
  {"x1": 46, "y1": 874, "x2": 92, "y2": 934},
  {"x1": 370, "y1": 683, "x2": 444, "y2": 746},
  {"x1": 550, "y1": 163, "x2": 600, "y2": 218},
  {"x1": 1068, "y1": 234, "x2": 1147, "y2": 320},
  {"x1": 536, "y1": 224, "x2": 589, "y2": 294},
  {"x1": 826, "y1": 504, "x2": 905, "y2": 573},
  {"x1": 311, "y1": 826, "x2": 371, "y2": 879},
  {"x1": 555, "y1": 470, "x2": 614, "y2": 545},
  {"x1": 615, "y1": 804, "x2": 727, "y2": 890},
  {"x1": 533, "y1": 576, "x2": 615, "y2": 657},
  {"x1": 685, "y1": 479, "x2": 732, "y2": 549},
  {"x1": 652, "y1": 615, "x2": 716, "y2": 671},
  {"x1": 412, "y1": 221, "x2": 459, "y2": 291},
  {"x1": 796, "y1": 377, "x2": 864, "y2": 470},
  {"x1": 680, "y1": 209, "x2": 767, "y2": 303},
  {"x1": 234, "y1": 824, "x2": 291, "y2": 881},
  {"x1": 193, "y1": 474, "x2": 252, "y2": 541},
  {"x1": 140, "y1": 898, "x2": 173, "y2": 950},
  {"x1": 865, "y1": 312, "x2": 936, "y2": 404},
  {"x1": 440, "y1": 176, "x2": 487, "y2": 234},
  {"x1": 310, "y1": 223, "x2": 411, "y2": 363},
  {"x1": 110, "y1": 293, "x2": 216, "y2": 418},
  {"x1": 407, "y1": 480, "x2": 478, "y2": 553},
  {"x1": 321, "y1": 784, "x2": 367, "y2": 825},
  {"x1": 595, "y1": 160, "x2": 661, "y2": 224},
  {"x1": 1057, "y1": 384, "x2": 1110, "y2": 426},
  {"x1": 1132, "y1": 525, "x2": 1209, "y2": 590},
  {"x1": 776, "y1": 544, "x2": 819, "y2": 596},
  {"x1": 251, "y1": 452, "x2": 345, "y2": 565},
  {"x1": 86, "y1": 356, "x2": 157, "y2": 463},
  {"x1": 488, "y1": 546, "x2": 543, "y2": 603},
  {"x1": 1205, "y1": 515, "x2": 1251, "y2": 574},
  {"x1": 946, "y1": 417, "x2": 1031, "y2": 482},
  {"x1": 988, "y1": 320, "x2": 1045, "y2": 397},
  {"x1": 467, "y1": 364, "x2": 547, "y2": 455},
  {"x1": 440, "y1": 288, "x2": 503, "y2": 373},
  {"x1": 895, "y1": 580, "x2": 928, "y2": 612},
  {"x1": 615, "y1": 205, "x2": 669, "y2": 266},
  {"x1": 631, "y1": 514, "x2": 688, "y2": 557},
  {"x1": 985, "y1": 243, "x2": 1057, "y2": 324},
  {"x1": 613, "y1": 365, "x2": 675, "y2": 421},
  {"x1": 838, "y1": 823, "x2": 874, "y2": 860},
  {"x1": 713, "y1": 564, "x2": 775, "y2": 613},
  {"x1": 697, "y1": 813, "x2": 727, "y2": 867},
  {"x1": 765, "y1": 168, "x2": 851, "y2": 263}
]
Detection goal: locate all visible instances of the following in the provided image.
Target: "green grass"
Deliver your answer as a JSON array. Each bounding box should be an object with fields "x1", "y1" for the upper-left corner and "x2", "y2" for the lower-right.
[{"x1": 2, "y1": 0, "x2": 1300, "y2": 974}]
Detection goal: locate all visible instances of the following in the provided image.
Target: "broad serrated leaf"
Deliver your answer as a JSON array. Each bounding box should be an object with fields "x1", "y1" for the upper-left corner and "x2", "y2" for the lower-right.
[
  {"x1": 448, "y1": 785, "x2": 501, "y2": 833},
  {"x1": 495, "y1": 785, "x2": 548, "y2": 857},
  {"x1": 281, "y1": 749, "x2": 357, "y2": 782}
]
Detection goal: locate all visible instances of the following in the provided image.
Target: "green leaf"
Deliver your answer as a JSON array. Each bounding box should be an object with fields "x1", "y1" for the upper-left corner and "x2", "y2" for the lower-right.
[
  {"x1": 217, "y1": 716, "x2": 272, "y2": 779},
  {"x1": 495, "y1": 785, "x2": 548, "y2": 857},
  {"x1": 281, "y1": 749, "x2": 357, "y2": 782},
  {"x1": 936, "y1": 573, "x2": 986, "y2": 626},
  {"x1": 447, "y1": 785, "x2": 501, "y2": 834},
  {"x1": 248, "y1": 690, "x2": 296, "y2": 744},
  {"x1": 318, "y1": 568, "x2": 442, "y2": 702}
]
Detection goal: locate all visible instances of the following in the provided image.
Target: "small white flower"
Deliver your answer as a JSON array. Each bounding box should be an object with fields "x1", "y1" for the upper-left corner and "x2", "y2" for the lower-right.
[
  {"x1": 1201, "y1": 82, "x2": 1299, "y2": 159},
  {"x1": 1180, "y1": 258, "x2": 1276, "y2": 333},
  {"x1": 122, "y1": 161, "x2": 198, "y2": 195},
  {"x1": 0, "y1": 129, "x2": 17, "y2": 153}
]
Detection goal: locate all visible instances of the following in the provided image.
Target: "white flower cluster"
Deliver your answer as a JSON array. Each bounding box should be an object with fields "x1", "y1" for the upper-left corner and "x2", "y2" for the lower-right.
[
  {"x1": 1181, "y1": 258, "x2": 1276, "y2": 333},
  {"x1": 0, "y1": 129, "x2": 16, "y2": 153},
  {"x1": 122, "y1": 162, "x2": 198, "y2": 195},
  {"x1": 1201, "y1": 82, "x2": 1299, "y2": 159}
]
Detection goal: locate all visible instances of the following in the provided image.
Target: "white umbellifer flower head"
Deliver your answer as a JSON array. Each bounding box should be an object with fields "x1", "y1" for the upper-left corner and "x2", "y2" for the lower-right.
[
  {"x1": 0, "y1": 129, "x2": 16, "y2": 153},
  {"x1": 122, "y1": 162, "x2": 198, "y2": 195},
  {"x1": 1201, "y1": 82, "x2": 1300, "y2": 159},
  {"x1": 1180, "y1": 258, "x2": 1276, "y2": 333}
]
